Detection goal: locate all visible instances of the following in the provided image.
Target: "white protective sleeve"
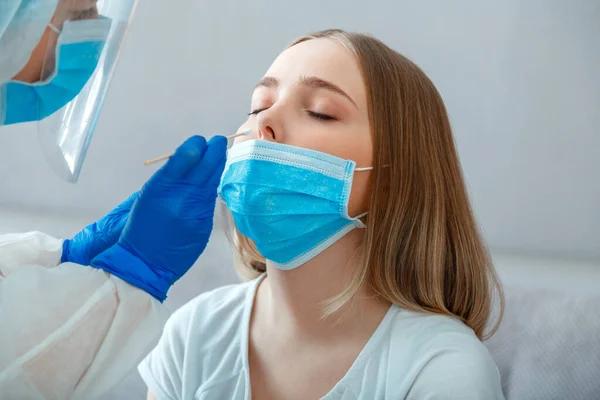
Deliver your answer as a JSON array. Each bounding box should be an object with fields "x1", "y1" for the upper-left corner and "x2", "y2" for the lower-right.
[{"x1": 0, "y1": 231, "x2": 169, "y2": 400}]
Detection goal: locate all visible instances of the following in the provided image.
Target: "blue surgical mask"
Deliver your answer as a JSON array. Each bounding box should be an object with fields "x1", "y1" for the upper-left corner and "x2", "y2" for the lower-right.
[
  {"x1": 218, "y1": 139, "x2": 372, "y2": 270},
  {"x1": 0, "y1": 17, "x2": 111, "y2": 126},
  {"x1": 0, "y1": 0, "x2": 57, "y2": 83}
]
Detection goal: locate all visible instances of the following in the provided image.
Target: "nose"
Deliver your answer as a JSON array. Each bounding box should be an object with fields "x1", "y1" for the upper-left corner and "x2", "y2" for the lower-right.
[
  {"x1": 256, "y1": 106, "x2": 282, "y2": 142},
  {"x1": 257, "y1": 124, "x2": 275, "y2": 142}
]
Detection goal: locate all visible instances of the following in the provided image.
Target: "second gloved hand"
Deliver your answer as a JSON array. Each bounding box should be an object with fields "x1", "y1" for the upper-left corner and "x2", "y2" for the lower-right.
[
  {"x1": 62, "y1": 192, "x2": 138, "y2": 265},
  {"x1": 91, "y1": 135, "x2": 228, "y2": 301}
]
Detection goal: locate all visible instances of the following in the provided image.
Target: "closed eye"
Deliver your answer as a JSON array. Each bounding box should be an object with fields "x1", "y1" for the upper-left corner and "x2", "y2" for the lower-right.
[
  {"x1": 248, "y1": 108, "x2": 268, "y2": 116},
  {"x1": 248, "y1": 109, "x2": 335, "y2": 122},
  {"x1": 308, "y1": 111, "x2": 335, "y2": 121}
]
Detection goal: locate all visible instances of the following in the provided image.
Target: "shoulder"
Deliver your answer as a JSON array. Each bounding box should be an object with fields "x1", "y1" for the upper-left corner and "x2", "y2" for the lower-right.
[
  {"x1": 166, "y1": 278, "x2": 257, "y2": 343},
  {"x1": 387, "y1": 307, "x2": 504, "y2": 399},
  {"x1": 384, "y1": 305, "x2": 487, "y2": 351},
  {"x1": 138, "y1": 279, "x2": 259, "y2": 399}
]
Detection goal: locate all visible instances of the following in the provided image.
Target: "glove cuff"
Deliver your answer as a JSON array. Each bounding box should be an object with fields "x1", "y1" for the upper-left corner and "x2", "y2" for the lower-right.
[
  {"x1": 61, "y1": 239, "x2": 69, "y2": 263},
  {"x1": 61, "y1": 234, "x2": 93, "y2": 266},
  {"x1": 90, "y1": 243, "x2": 174, "y2": 302}
]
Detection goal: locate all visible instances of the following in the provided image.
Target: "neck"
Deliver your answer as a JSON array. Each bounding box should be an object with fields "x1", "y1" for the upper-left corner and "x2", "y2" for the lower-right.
[{"x1": 258, "y1": 229, "x2": 388, "y2": 340}]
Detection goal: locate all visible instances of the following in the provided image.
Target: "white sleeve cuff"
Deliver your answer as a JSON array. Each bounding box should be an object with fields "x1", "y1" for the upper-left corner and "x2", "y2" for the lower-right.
[
  {"x1": 138, "y1": 359, "x2": 177, "y2": 400},
  {"x1": 0, "y1": 231, "x2": 63, "y2": 277}
]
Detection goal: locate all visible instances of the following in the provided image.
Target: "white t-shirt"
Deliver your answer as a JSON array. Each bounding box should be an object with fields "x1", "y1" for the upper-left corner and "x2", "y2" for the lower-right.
[{"x1": 138, "y1": 276, "x2": 504, "y2": 400}]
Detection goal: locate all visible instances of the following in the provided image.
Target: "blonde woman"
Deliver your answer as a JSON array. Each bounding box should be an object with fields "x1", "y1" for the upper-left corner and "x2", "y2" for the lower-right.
[{"x1": 140, "y1": 29, "x2": 505, "y2": 400}]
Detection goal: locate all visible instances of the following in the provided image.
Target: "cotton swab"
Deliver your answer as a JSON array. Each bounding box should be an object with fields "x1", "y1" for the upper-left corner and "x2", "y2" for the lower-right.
[{"x1": 143, "y1": 129, "x2": 251, "y2": 166}]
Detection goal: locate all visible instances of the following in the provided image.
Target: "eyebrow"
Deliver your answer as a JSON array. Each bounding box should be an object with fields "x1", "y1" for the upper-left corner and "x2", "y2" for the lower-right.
[{"x1": 253, "y1": 75, "x2": 358, "y2": 109}]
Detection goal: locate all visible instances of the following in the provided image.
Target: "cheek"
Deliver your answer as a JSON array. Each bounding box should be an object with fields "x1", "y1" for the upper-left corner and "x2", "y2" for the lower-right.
[
  {"x1": 333, "y1": 130, "x2": 373, "y2": 218},
  {"x1": 347, "y1": 129, "x2": 374, "y2": 217},
  {"x1": 233, "y1": 122, "x2": 256, "y2": 145},
  {"x1": 348, "y1": 172, "x2": 371, "y2": 217}
]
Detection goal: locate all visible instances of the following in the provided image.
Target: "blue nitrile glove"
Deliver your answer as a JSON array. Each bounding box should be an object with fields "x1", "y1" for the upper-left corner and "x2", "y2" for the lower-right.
[
  {"x1": 61, "y1": 192, "x2": 138, "y2": 265},
  {"x1": 91, "y1": 135, "x2": 228, "y2": 301}
]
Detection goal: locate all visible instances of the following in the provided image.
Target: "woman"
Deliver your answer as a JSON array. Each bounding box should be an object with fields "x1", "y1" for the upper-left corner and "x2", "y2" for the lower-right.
[{"x1": 139, "y1": 29, "x2": 505, "y2": 399}]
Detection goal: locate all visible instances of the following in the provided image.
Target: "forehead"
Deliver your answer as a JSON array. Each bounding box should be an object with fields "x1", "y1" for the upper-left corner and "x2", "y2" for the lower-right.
[{"x1": 265, "y1": 38, "x2": 367, "y2": 107}]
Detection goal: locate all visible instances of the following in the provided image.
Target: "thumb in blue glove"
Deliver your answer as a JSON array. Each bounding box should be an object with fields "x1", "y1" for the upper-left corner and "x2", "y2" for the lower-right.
[
  {"x1": 62, "y1": 192, "x2": 138, "y2": 265},
  {"x1": 91, "y1": 135, "x2": 228, "y2": 301}
]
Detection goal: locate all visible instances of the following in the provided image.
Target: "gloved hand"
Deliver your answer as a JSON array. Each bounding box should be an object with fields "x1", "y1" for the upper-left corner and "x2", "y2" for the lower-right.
[
  {"x1": 61, "y1": 192, "x2": 138, "y2": 265},
  {"x1": 91, "y1": 135, "x2": 228, "y2": 301}
]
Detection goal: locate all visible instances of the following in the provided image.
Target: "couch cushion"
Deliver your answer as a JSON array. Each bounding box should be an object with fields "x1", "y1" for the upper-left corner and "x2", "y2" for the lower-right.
[{"x1": 485, "y1": 284, "x2": 600, "y2": 400}]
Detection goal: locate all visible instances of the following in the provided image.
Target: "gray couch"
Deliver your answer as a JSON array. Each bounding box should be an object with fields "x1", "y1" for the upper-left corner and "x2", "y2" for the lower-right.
[{"x1": 487, "y1": 256, "x2": 600, "y2": 399}]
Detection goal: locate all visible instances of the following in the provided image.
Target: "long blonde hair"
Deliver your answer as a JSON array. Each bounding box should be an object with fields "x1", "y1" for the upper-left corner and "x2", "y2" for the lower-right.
[{"x1": 228, "y1": 29, "x2": 503, "y2": 340}]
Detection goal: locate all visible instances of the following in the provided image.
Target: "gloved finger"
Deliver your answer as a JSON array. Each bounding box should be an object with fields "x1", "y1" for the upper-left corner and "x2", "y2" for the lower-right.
[
  {"x1": 187, "y1": 135, "x2": 228, "y2": 184},
  {"x1": 161, "y1": 136, "x2": 207, "y2": 179},
  {"x1": 205, "y1": 154, "x2": 227, "y2": 189}
]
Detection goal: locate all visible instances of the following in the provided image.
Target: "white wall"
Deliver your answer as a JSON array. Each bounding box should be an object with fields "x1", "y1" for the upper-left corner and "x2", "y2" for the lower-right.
[{"x1": 1, "y1": 0, "x2": 598, "y2": 260}]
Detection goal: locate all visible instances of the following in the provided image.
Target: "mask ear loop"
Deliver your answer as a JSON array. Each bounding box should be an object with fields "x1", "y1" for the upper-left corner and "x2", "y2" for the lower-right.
[
  {"x1": 355, "y1": 211, "x2": 369, "y2": 219},
  {"x1": 355, "y1": 164, "x2": 390, "y2": 171},
  {"x1": 352, "y1": 164, "x2": 390, "y2": 226},
  {"x1": 352, "y1": 167, "x2": 373, "y2": 226},
  {"x1": 48, "y1": 23, "x2": 61, "y2": 34}
]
